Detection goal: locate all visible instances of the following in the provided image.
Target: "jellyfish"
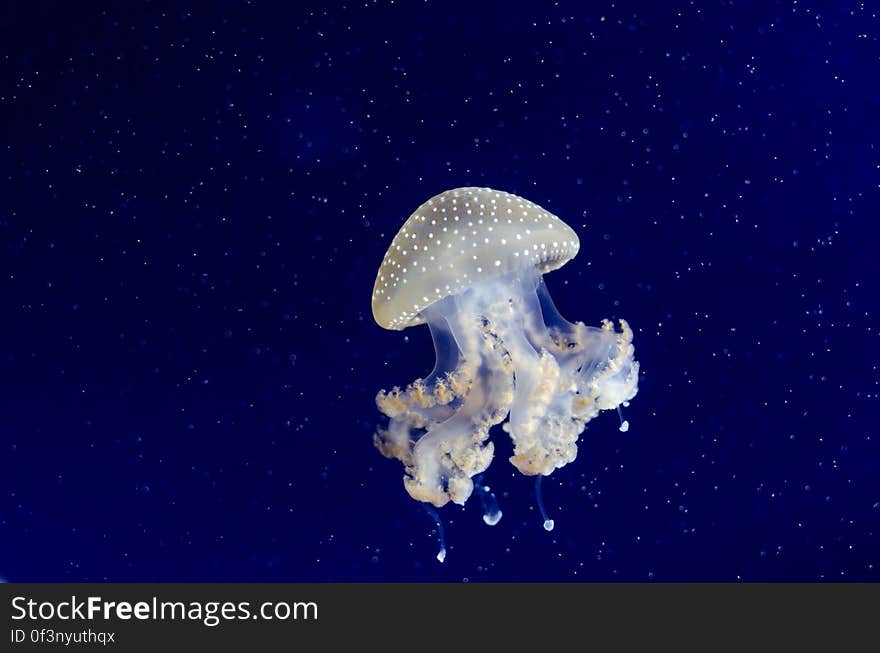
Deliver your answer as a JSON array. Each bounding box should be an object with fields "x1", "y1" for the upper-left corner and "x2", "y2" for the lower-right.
[{"x1": 371, "y1": 187, "x2": 639, "y2": 519}]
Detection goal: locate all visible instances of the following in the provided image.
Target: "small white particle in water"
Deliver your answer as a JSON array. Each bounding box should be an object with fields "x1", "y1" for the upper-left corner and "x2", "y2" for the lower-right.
[
  {"x1": 619, "y1": 420, "x2": 630, "y2": 433},
  {"x1": 483, "y1": 511, "x2": 503, "y2": 526},
  {"x1": 543, "y1": 519, "x2": 555, "y2": 532},
  {"x1": 436, "y1": 549, "x2": 447, "y2": 563}
]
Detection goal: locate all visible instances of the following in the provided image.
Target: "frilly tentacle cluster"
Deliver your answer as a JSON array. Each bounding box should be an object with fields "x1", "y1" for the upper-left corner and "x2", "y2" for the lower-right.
[{"x1": 375, "y1": 270, "x2": 639, "y2": 507}]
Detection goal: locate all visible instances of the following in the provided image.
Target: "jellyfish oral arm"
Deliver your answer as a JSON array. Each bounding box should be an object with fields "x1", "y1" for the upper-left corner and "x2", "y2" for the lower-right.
[
  {"x1": 376, "y1": 293, "x2": 512, "y2": 507},
  {"x1": 375, "y1": 268, "x2": 639, "y2": 508}
]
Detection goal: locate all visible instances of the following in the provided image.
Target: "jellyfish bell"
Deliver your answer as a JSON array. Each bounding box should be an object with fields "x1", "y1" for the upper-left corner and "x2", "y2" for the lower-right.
[{"x1": 372, "y1": 187, "x2": 639, "y2": 513}]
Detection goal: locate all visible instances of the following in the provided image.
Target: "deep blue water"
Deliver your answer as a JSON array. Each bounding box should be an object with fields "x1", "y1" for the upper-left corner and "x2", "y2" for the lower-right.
[{"x1": 1, "y1": 0, "x2": 879, "y2": 581}]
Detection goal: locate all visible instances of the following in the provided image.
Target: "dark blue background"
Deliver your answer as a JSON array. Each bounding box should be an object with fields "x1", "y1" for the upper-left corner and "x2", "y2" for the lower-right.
[{"x1": 2, "y1": 0, "x2": 878, "y2": 581}]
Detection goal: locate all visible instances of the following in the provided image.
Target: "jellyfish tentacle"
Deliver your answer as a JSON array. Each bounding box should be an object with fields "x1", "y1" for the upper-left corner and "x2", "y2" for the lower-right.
[
  {"x1": 487, "y1": 293, "x2": 572, "y2": 475},
  {"x1": 474, "y1": 475, "x2": 503, "y2": 526},
  {"x1": 378, "y1": 296, "x2": 514, "y2": 507},
  {"x1": 571, "y1": 319, "x2": 640, "y2": 422},
  {"x1": 473, "y1": 271, "x2": 580, "y2": 476},
  {"x1": 423, "y1": 505, "x2": 447, "y2": 563},
  {"x1": 374, "y1": 305, "x2": 476, "y2": 465},
  {"x1": 535, "y1": 475, "x2": 555, "y2": 532}
]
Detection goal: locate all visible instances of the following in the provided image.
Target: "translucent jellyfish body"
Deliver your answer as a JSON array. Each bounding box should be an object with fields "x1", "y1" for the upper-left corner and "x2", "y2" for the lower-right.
[{"x1": 372, "y1": 187, "x2": 639, "y2": 510}]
